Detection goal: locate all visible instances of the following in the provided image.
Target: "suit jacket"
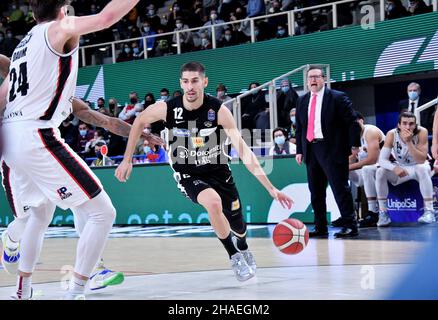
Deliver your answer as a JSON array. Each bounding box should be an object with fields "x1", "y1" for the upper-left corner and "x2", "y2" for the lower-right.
[
  {"x1": 296, "y1": 88, "x2": 361, "y2": 164},
  {"x1": 398, "y1": 96, "x2": 435, "y2": 134}
]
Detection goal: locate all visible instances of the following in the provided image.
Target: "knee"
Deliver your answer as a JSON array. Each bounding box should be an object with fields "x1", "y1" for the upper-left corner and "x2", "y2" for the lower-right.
[
  {"x1": 375, "y1": 168, "x2": 386, "y2": 182},
  {"x1": 204, "y1": 196, "x2": 223, "y2": 216},
  {"x1": 362, "y1": 165, "x2": 375, "y2": 176},
  {"x1": 416, "y1": 164, "x2": 431, "y2": 179}
]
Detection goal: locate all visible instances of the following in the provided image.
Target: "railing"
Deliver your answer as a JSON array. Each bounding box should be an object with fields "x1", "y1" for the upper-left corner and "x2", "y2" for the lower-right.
[
  {"x1": 78, "y1": 0, "x2": 438, "y2": 67},
  {"x1": 415, "y1": 97, "x2": 438, "y2": 126},
  {"x1": 225, "y1": 64, "x2": 330, "y2": 131}
]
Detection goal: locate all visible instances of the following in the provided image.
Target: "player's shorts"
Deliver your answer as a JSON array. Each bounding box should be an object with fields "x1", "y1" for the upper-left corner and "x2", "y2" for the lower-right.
[
  {"x1": 173, "y1": 165, "x2": 242, "y2": 217},
  {"x1": 1, "y1": 123, "x2": 102, "y2": 217}
]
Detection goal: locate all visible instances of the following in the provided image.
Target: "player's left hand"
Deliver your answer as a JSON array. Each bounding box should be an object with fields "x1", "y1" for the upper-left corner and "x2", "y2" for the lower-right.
[
  {"x1": 141, "y1": 132, "x2": 164, "y2": 145},
  {"x1": 400, "y1": 128, "x2": 413, "y2": 142},
  {"x1": 270, "y1": 188, "x2": 293, "y2": 210}
]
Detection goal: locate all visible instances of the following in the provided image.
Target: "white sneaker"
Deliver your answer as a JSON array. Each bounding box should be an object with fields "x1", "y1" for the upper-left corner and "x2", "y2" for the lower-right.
[
  {"x1": 418, "y1": 210, "x2": 436, "y2": 224},
  {"x1": 1, "y1": 230, "x2": 20, "y2": 274},
  {"x1": 10, "y1": 288, "x2": 33, "y2": 300},
  {"x1": 89, "y1": 266, "x2": 125, "y2": 291},
  {"x1": 230, "y1": 252, "x2": 254, "y2": 282},
  {"x1": 241, "y1": 249, "x2": 257, "y2": 273},
  {"x1": 62, "y1": 291, "x2": 86, "y2": 300},
  {"x1": 377, "y1": 211, "x2": 391, "y2": 227}
]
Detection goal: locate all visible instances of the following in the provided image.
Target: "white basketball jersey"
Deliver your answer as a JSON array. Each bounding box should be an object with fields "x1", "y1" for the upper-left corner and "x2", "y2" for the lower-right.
[
  {"x1": 390, "y1": 128, "x2": 419, "y2": 166},
  {"x1": 3, "y1": 21, "x2": 78, "y2": 128},
  {"x1": 358, "y1": 124, "x2": 385, "y2": 161}
]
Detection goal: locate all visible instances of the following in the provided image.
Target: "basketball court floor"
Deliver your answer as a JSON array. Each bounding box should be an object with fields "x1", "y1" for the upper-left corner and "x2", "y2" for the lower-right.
[{"x1": 0, "y1": 223, "x2": 436, "y2": 300}]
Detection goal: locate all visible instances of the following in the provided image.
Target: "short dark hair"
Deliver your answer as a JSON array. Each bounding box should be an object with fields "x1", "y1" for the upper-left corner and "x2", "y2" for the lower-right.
[
  {"x1": 272, "y1": 127, "x2": 287, "y2": 139},
  {"x1": 353, "y1": 110, "x2": 364, "y2": 121},
  {"x1": 398, "y1": 111, "x2": 416, "y2": 124},
  {"x1": 30, "y1": 0, "x2": 69, "y2": 22},
  {"x1": 307, "y1": 66, "x2": 325, "y2": 77},
  {"x1": 160, "y1": 88, "x2": 169, "y2": 94},
  {"x1": 180, "y1": 62, "x2": 205, "y2": 77}
]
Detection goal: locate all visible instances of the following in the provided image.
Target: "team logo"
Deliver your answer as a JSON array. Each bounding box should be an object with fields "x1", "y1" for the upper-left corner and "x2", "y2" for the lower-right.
[
  {"x1": 23, "y1": 206, "x2": 30, "y2": 212},
  {"x1": 176, "y1": 146, "x2": 189, "y2": 159},
  {"x1": 208, "y1": 109, "x2": 216, "y2": 121},
  {"x1": 57, "y1": 187, "x2": 72, "y2": 200},
  {"x1": 231, "y1": 199, "x2": 240, "y2": 211},
  {"x1": 204, "y1": 121, "x2": 213, "y2": 128},
  {"x1": 191, "y1": 137, "x2": 205, "y2": 148}
]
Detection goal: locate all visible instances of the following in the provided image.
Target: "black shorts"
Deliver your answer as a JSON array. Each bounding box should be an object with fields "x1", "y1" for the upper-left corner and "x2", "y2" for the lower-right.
[{"x1": 173, "y1": 167, "x2": 242, "y2": 217}]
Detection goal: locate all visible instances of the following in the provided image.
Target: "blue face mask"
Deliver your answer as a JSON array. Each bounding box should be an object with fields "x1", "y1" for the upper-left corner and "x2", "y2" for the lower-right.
[
  {"x1": 278, "y1": 29, "x2": 285, "y2": 36},
  {"x1": 124, "y1": 47, "x2": 131, "y2": 54},
  {"x1": 133, "y1": 47, "x2": 139, "y2": 54},
  {"x1": 144, "y1": 146, "x2": 151, "y2": 154},
  {"x1": 281, "y1": 86, "x2": 289, "y2": 93},
  {"x1": 274, "y1": 136, "x2": 286, "y2": 145},
  {"x1": 290, "y1": 116, "x2": 296, "y2": 124},
  {"x1": 408, "y1": 91, "x2": 419, "y2": 101},
  {"x1": 79, "y1": 129, "x2": 87, "y2": 136}
]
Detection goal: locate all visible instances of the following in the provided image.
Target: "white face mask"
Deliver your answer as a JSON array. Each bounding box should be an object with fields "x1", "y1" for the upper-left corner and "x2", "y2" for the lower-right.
[{"x1": 176, "y1": 23, "x2": 183, "y2": 29}]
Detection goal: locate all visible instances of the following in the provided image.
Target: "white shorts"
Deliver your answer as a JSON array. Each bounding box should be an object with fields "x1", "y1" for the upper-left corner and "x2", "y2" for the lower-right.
[{"x1": 1, "y1": 123, "x2": 103, "y2": 217}]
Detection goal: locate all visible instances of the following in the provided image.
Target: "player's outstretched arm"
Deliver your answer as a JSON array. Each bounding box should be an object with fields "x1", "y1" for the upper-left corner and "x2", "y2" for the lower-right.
[
  {"x1": 0, "y1": 54, "x2": 10, "y2": 79},
  {"x1": 218, "y1": 106, "x2": 293, "y2": 209},
  {"x1": 115, "y1": 101, "x2": 167, "y2": 182},
  {"x1": 72, "y1": 98, "x2": 163, "y2": 145}
]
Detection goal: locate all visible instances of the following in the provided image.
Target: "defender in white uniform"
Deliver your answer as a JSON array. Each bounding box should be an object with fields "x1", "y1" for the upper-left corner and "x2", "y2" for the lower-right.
[
  {"x1": 376, "y1": 112, "x2": 435, "y2": 227},
  {"x1": 348, "y1": 112, "x2": 385, "y2": 227},
  {"x1": 0, "y1": 0, "x2": 141, "y2": 300}
]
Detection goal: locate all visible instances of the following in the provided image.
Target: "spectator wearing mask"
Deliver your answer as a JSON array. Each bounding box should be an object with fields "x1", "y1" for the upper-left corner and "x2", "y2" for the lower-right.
[
  {"x1": 172, "y1": 18, "x2": 193, "y2": 53},
  {"x1": 277, "y1": 79, "x2": 299, "y2": 128},
  {"x1": 136, "y1": 139, "x2": 168, "y2": 164},
  {"x1": 269, "y1": 127, "x2": 296, "y2": 156},
  {"x1": 143, "y1": 93, "x2": 156, "y2": 109},
  {"x1": 96, "y1": 97, "x2": 109, "y2": 115},
  {"x1": 140, "y1": 21, "x2": 157, "y2": 54},
  {"x1": 219, "y1": 29, "x2": 238, "y2": 47},
  {"x1": 77, "y1": 122, "x2": 95, "y2": 158},
  {"x1": 144, "y1": 4, "x2": 161, "y2": 31},
  {"x1": 385, "y1": 0, "x2": 408, "y2": 20},
  {"x1": 216, "y1": 83, "x2": 233, "y2": 111},
  {"x1": 116, "y1": 44, "x2": 134, "y2": 63},
  {"x1": 241, "y1": 82, "x2": 268, "y2": 130},
  {"x1": 85, "y1": 128, "x2": 108, "y2": 156},
  {"x1": 159, "y1": 88, "x2": 170, "y2": 101},
  {"x1": 91, "y1": 141, "x2": 115, "y2": 167},
  {"x1": 108, "y1": 98, "x2": 121, "y2": 117},
  {"x1": 132, "y1": 42, "x2": 143, "y2": 60},
  {"x1": 407, "y1": 0, "x2": 432, "y2": 15},
  {"x1": 200, "y1": 9, "x2": 226, "y2": 43},
  {"x1": 119, "y1": 91, "x2": 144, "y2": 124},
  {"x1": 288, "y1": 108, "x2": 297, "y2": 144},
  {"x1": 59, "y1": 114, "x2": 78, "y2": 150},
  {"x1": 276, "y1": 25, "x2": 288, "y2": 39}
]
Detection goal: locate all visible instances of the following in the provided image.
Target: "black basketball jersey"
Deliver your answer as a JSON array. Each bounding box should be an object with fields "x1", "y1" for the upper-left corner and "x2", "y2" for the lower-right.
[{"x1": 165, "y1": 94, "x2": 231, "y2": 175}]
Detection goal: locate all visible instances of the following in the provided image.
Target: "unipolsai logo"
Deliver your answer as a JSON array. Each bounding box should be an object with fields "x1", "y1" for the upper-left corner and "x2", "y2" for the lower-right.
[{"x1": 387, "y1": 198, "x2": 417, "y2": 211}]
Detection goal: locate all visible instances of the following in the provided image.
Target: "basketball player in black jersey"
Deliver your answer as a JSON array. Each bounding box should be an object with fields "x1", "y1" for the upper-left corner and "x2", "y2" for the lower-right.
[{"x1": 116, "y1": 62, "x2": 293, "y2": 281}]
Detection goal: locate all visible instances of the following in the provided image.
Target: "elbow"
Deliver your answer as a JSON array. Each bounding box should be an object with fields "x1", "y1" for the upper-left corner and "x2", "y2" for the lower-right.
[{"x1": 98, "y1": 12, "x2": 116, "y2": 29}]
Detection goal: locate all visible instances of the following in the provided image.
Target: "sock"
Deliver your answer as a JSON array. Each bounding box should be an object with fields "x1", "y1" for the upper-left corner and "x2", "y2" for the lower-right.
[
  {"x1": 16, "y1": 276, "x2": 32, "y2": 300},
  {"x1": 219, "y1": 232, "x2": 239, "y2": 258},
  {"x1": 68, "y1": 275, "x2": 87, "y2": 294},
  {"x1": 378, "y1": 199, "x2": 387, "y2": 212},
  {"x1": 424, "y1": 200, "x2": 434, "y2": 212},
  {"x1": 5, "y1": 233, "x2": 19, "y2": 250},
  {"x1": 233, "y1": 233, "x2": 248, "y2": 251},
  {"x1": 367, "y1": 200, "x2": 378, "y2": 213}
]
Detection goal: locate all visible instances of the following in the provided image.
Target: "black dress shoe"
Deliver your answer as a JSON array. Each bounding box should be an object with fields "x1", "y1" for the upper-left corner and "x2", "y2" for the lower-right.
[
  {"x1": 331, "y1": 217, "x2": 344, "y2": 227},
  {"x1": 334, "y1": 226, "x2": 358, "y2": 238},
  {"x1": 358, "y1": 214, "x2": 378, "y2": 228},
  {"x1": 309, "y1": 229, "x2": 329, "y2": 238}
]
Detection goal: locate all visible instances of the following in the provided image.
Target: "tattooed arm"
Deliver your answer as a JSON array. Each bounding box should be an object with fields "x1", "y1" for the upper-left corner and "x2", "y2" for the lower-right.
[{"x1": 72, "y1": 98, "x2": 163, "y2": 144}]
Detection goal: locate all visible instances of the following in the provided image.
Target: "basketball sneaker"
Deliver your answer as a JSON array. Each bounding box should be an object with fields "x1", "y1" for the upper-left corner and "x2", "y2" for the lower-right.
[
  {"x1": 377, "y1": 211, "x2": 391, "y2": 227},
  {"x1": 62, "y1": 291, "x2": 86, "y2": 300},
  {"x1": 241, "y1": 249, "x2": 257, "y2": 273},
  {"x1": 89, "y1": 261, "x2": 125, "y2": 291},
  {"x1": 418, "y1": 210, "x2": 436, "y2": 224},
  {"x1": 10, "y1": 288, "x2": 33, "y2": 300},
  {"x1": 1, "y1": 230, "x2": 20, "y2": 274},
  {"x1": 230, "y1": 252, "x2": 254, "y2": 282}
]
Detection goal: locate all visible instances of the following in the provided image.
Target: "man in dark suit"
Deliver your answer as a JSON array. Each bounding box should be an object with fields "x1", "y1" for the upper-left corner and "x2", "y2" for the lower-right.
[
  {"x1": 295, "y1": 66, "x2": 361, "y2": 238},
  {"x1": 398, "y1": 82, "x2": 434, "y2": 134}
]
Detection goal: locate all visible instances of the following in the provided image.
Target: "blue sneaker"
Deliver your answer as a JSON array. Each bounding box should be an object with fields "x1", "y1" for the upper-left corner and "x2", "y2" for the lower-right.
[
  {"x1": 89, "y1": 263, "x2": 124, "y2": 291},
  {"x1": 1, "y1": 230, "x2": 20, "y2": 275}
]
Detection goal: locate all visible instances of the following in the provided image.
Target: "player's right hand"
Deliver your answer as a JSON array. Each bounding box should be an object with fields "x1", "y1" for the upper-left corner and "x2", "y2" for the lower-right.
[
  {"x1": 115, "y1": 160, "x2": 133, "y2": 182},
  {"x1": 394, "y1": 166, "x2": 408, "y2": 177}
]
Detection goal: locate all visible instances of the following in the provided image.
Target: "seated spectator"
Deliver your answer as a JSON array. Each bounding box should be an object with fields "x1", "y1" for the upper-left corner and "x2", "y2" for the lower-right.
[
  {"x1": 218, "y1": 0, "x2": 239, "y2": 21},
  {"x1": 59, "y1": 114, "x2": 78, "y2": 150},
  {"x1": 287, "y1": 108, "x2": 297, "y2": 144},
  {"x1": 85, "y1": 128, "x2": 108, "y2": 156},
  {"x1": 172, "y1": 90, "x2": 183, "y2": 98},
  {"x1": 132, "y1": 42, "x2": 143, "y2": 60},
  {"x1": 140, "y1": 21, "x2": 157, "y2": 54},
  {"x1": 167, "y1": 2, "x2": 187, "y2": 30},
  {"x1": 200, "y1": 9, "x2": 226, "y2": 42},
  {"x1": 172, "y1": 18, "x2": 194, "y2": 53},
  {"x1": 241, "y1": 82, "x2": 267, "y2": 130},
  {"x1": 385, "y1": 0, "x2": 408, "y2": 20},
  {"x1": 277, "y1": 79, "x2": 298, "y2": 128},
  {"x1": 108, "y1": 98, "x2": 121, "y2": 117},
  {"x1": 216, "y1": 83, "x2": 233, "y2": 111},
  {"x1": 96, "y1": 97, "x2": 109, "y2": 115},
  {"x1": 407, "y1": 0, "x2": 432, "y2": 15},
  {"x1": 91, "y1": 141, "x2": 115, "y2": 167},
  {"x1": 143, "y1": 93, "x2": 156, "y2": 109},
  {"x1": 154, "y1": 27, "x2": 172, "y2": 57},
  {"x1": 136, "y1": 139, "x2": 168, "y2": 164},
  {"x1": 116, "y1": 44, "x2": 134, "y2": 63},
  {"x1": 199, "y1": 32, "x2": 213, "y2": 50},
  {"x1": 144, "y1": 3, "x2": 162, "y2": 31},
  {"x1": 276, "y1": 25, "x2": 288, "y2": 39},
  {"x1": 159, "y1": 88, "x2": 170, "y2": 102},
  {"x1": 77, "y1": 122, "x2": 95, "y2": 158},
  {"x1": 119, "y1": 91, "x2": 144, "y2": 124},
  {"x1": 269, "y1": 127, "x2": 296, "y2": 156},
  {"x1": 219, "y1": 29, "x2": 238, "y2": 47}
]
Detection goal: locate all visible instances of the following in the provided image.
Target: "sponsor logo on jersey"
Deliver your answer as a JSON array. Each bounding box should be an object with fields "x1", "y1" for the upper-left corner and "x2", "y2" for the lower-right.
[
  {"x1": 208, "y1": 109, "x2": 216, "y2": 121},
  {"x1": 204, "y1": 121, "x2": 213, "y2": 128},
  {"x1": 199, "y1": 127, "x2": 217, "y2": 137},
  {"x1": 231, "y1": 199, "x2": 240, "y2": 211},
  {"x1": 191, "y1": 137, "x2": 205, "y2": 148},
  {"x1": 57, "y1": 187, "x2": 73, "y2": 200},
  {"x1": 23, "y1": 206, "x2": 30, "y2": 212},
  {"x1": 173, "y1": 128, "x2": 190, "y2": 137}
]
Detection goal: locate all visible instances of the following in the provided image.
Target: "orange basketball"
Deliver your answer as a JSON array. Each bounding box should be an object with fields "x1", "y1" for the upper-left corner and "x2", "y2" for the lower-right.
[{"x1": 272, "y1": 218, "x2": 309, "y2": 255}]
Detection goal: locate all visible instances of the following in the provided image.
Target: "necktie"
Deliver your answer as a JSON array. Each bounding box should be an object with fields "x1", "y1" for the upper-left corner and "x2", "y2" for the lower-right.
[
  {"x1": 306, "y1": 94, "x2": 317, "y2": 142},
  {"x1": 410, "y1": 102, "x2": 415, "y2": 113}
]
